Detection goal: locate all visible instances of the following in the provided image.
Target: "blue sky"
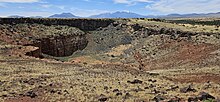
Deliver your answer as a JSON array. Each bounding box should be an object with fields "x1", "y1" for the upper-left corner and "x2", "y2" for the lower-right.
[{"x1": 0, "y1": 0, "x2": 220, "y2": 17}]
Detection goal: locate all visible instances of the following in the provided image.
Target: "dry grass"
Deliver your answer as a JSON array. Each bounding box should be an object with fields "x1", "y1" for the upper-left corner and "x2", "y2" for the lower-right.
[
  {"x1": 105, "y1": 44, "x2": 132, "y2": 57},
  {"x1": 0, "y1": 46, "x2": 220, "y2": 101},
  {"x1": 131, "y1": 19, "x2": 220, "y2": 33}
]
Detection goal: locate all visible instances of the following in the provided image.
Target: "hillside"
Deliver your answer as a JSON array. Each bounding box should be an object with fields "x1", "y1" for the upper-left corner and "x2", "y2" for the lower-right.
[
  {"x1": 49, "y1": 13, "x2": 79, "y2": 18},
  {"x1": 90, "y1": 11, "x2": 146, "y2": 18},
  {"x1": 5, "y1": 11, "x2": 220, "y2": 19}
]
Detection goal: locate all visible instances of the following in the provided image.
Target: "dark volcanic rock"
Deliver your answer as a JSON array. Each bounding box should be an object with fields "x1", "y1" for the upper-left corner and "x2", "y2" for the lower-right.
[
  {"x1": 127, "y1": 79, "x2": 143, "y2": 84},
  {"x1": 151, "y1": 89, "x2": 160, "y2": 94},
  {"x1": 2, "y1": 94, "x2": 8, "y2": 97},
  {"x1": 124, "y1": 93, "x2": 132, "y2": 99},
  {"x1": 166, "y1": 85, "x2": 179, "y2": 91},
  {"x1": 50, "y1": 89, "x2": 56, "y2": 94},
  {"x1": 149, "y1": 73, "x2": 160, "y2": 76},
  {"x1": 197, "y1": 92, "x2": 215, "y2": 101},
  {"x1": 113, "y1": 89, "x2": 120, "y2": 93},
  {"x1": 98, "y1": 94, "x2": 108, "y2": 102},
  {"x1": 153, "y1": 95, "x2": 165, "y2": 102},
  {"x1": 168, "y1": 96, "x2": 181, "y2": 102},
  {"x1": 188, "y1": 96, "x2": 198, "y2": 102},
  {"x1": 116, "y1": 92, "x2": 123, "y2": 96},
  {"x1": 104, "y1": 86, "x2": 108, "y2": 90},
  {"x1": 148, "y1": 79, "x2": 157, "y2": 83},
  {"x1": 0, "y1": 18, "x2": 114, "y2": 31},
  {"x1": 130, "y1": 87, "x2": 145, "y2": 92},
  {"x1": 25, "y1": 91, "x2": 37, "y2": 98},
  {"x1": 180, "y1": 85, "x2": 197, "y2": 93},
  {"x1": 188, "y1": 92, "x2": 215, "y2": 102}
]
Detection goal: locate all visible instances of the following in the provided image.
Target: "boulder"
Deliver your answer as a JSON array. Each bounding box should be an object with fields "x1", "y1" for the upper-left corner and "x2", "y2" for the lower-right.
[
  {"x1": 197, "y1": 92, "x2": 215, "y2": 101},
  {"x1": 153, "y1": 95, "x2": 165, "y2": 102},
  {"x1": 180, "y1": 85, "x2": 197, "y2": 93},
  {"x1": 188, "y1": 92, "x2": 215, "y2": 102},
  {"x1": 98, "y1": 94, "x2": 108, "y2": 102},
  {"x1": 127, "y1": 79, "x2": 143, "y2": 84}
]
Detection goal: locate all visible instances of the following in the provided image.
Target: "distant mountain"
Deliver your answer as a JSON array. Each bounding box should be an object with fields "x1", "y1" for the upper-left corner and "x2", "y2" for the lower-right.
[
  {"x1": 5, "y1": 11, "x2": 220, "y2": 19},
  {"x1": 30, "y1": 16, "x2": 43, "y2": 18},
  {"x1": 8, "y1": 15, "x2": 25, "y2": 18},
  {"x1": 205, "y1": 12, "x2": 220, "y2": 17},
  {"x1": 7, "y1": 15, "x2": 43, "y2": 18},
  {"x1": 89, "y1": 11, "x2": 146, "y2": 18},
  {"x1": 160, "y1": 12, "x2": 220, "y2": 19},
  {"x1": 49, "y1": 13, "x2": 79, "y2": 18}
]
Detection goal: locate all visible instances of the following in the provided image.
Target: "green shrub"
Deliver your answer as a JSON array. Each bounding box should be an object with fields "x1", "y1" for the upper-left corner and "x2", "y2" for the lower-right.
[{"x1": 203, "y1": 98, "x2": 215, "y2": 102}]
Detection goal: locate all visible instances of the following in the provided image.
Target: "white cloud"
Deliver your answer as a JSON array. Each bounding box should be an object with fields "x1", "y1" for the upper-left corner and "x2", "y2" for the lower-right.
[
  {"x1": 0, "y1": 11, "x2": 51, "y2": 17},
  {"x1": 0, "y1": 0, "x2": 39, "y2": 3},
  {"x1": 0, "y1": 3, "x2": 6, "y2": 7},
  {"x1": 146, "y1": 0, "x2": 220, "y2": 14},
  {"x1": 39, "y1": 4, "x2": 66, "y2": 10},
  {"x1": 70, "y1": 8, "x2": 111, "y2": 17},
  {"x1": 57, "y1": 6, "x2": 65, "y2": 10},
  {"x1": 113, "y1": 0, "x2": 152, "y2": 4},
  {"x1": 40, "y1": 4, "x2": 52, "y2": 8}
]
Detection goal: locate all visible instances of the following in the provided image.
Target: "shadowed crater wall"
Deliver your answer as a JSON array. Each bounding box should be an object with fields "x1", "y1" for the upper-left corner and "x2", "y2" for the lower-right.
[
  {"x1": 0, "y1": 23, "x2": 88, "y2": 57},
  {"x1": 0, "y1": 18, "x2": 115, "y2": 31},
  {"x1": 38, "y1": 34, "x2": 88, "y2": 57},
  {"x1": 0, "y1": 18, "x2": 115, "y2": 57}
]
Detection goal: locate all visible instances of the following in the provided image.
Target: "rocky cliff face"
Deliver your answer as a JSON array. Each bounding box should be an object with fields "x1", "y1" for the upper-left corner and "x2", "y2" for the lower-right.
[
  {"x1": 38, "y1": 35, "x2": 87, "y2": 57},
  {"x1": 0, "y1": 24, "x2": 88, "y2": 57},
  {"x1": 0, "y1": 18, "x2": 114, "y2": 31},
  {"x1": 25, "y1": 47, "x2": 42, "y2": 58},
  {"x1": 0, "y1": 18, "x2": 115, "y2": 57}
]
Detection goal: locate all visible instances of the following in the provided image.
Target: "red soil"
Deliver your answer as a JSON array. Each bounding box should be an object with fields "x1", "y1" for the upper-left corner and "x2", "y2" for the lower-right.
[
  {"x1": 143, "y1": 41, "x2": 219, "y2": 70},
  {"x1": 168, "y1": 73, "x2": 220, "y2": 83},
  {"x1": 5, "y1": 97, "x2": 45, "y2": 102}
]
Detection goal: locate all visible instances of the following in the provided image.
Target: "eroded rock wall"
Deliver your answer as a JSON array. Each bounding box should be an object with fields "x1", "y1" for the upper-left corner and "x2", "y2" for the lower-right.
[
  {"x1": 39, "y1": 35, "x2": 88, "y2": 57},
  {"x1": 0, "y1": 24, "x2": 88, "y2": 57},
  {"x1": 25, "y1": 47, "x2": 42, "y2": 58}
]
